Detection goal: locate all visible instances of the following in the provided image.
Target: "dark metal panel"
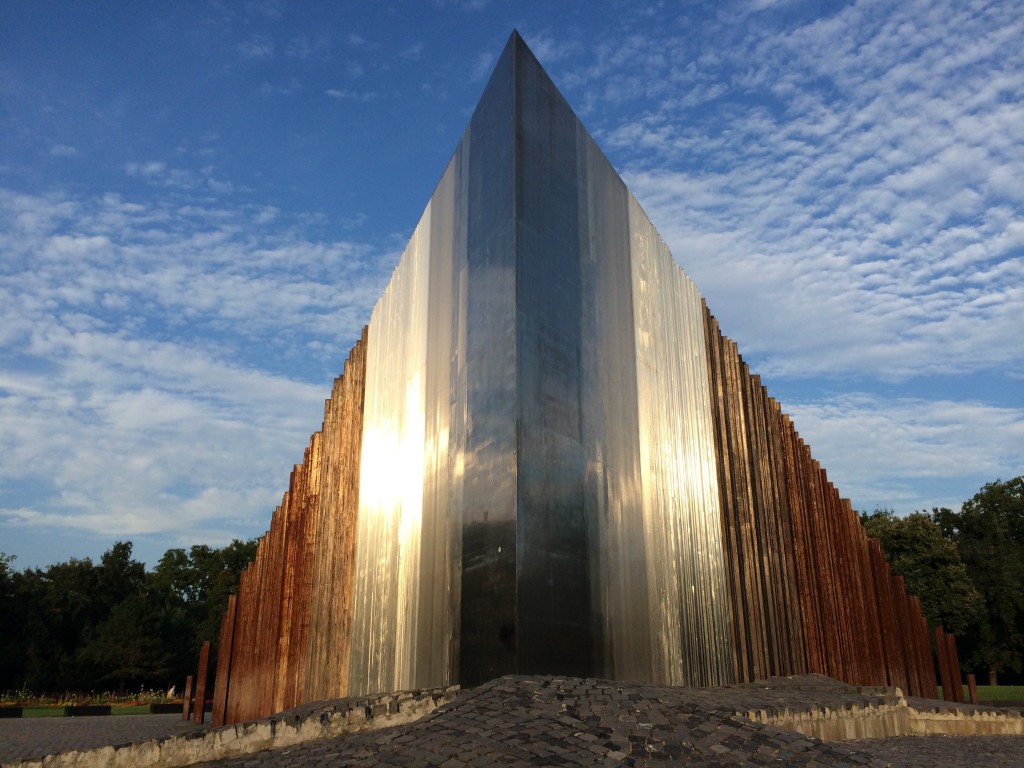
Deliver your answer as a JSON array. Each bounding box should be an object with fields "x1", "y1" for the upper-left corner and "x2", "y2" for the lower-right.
[
  {"x1": 458, "y1": 34, "x2": 519, "y2": 687},
  {"x1": 513, "y1": 36, "x2": 591, "y2": 678}
]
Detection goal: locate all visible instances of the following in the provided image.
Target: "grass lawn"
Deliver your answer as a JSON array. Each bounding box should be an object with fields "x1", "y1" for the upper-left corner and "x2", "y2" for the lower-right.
[
  {"x1": 19, "y1": 708, "x2": 64, "y2": 718},
  {"x1": 17, "y1": 705, "x2": 165, "y2": 718},
  {"x1": 936, "y1": 685, "x2": 1024, "y2": 703},
  {"x1": 973, "y1": 685, "x2": 1024, "y2": 702}
]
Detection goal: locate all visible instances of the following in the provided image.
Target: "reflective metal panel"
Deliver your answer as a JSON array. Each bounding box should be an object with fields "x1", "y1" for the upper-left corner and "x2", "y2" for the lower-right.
[
  {"x1": 628, "y1": 198, "x2": 733, "y2": 686},
  {"x1": 350, "y1": 204, "x2": 432, "y2": 694},
  {"x1": 577, "y1": 132, "x2": 651, "y2": 682}
]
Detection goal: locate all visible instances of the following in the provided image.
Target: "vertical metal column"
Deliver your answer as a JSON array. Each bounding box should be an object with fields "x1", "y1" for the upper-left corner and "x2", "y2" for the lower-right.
[{"x1": 211, "y1": 594, "x2": 236, "y2": 727}]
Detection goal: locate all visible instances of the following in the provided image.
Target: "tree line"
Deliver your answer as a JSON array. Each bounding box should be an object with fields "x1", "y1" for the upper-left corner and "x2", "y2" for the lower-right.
[
  {"x1": 0, "y1": 539, "x2": 257, "y2": 693},
  {"x1": 1, "y1": 476, "x2": 1020, "y2": 693},
  {"x1": 861, "y1": 476, "x2": 1024, "y2": 684}
]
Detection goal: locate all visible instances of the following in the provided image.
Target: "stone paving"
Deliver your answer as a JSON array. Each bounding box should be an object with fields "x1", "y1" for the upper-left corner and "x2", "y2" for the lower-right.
[
  {"x1": 3, "y1": 675, "x2": 1024, "y2": 767},
  {"x1": 0, "y1": 713, "x2": 204, "y2": 765}
]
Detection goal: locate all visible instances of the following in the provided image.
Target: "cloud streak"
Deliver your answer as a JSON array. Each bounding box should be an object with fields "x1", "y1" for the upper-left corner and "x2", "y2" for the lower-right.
[
  {"x1": 578, "y1": 0, "x2": 1024, "y2": 384},
  {"x1": 0, "y1": 183, "x2": 393, "y2": 564}
]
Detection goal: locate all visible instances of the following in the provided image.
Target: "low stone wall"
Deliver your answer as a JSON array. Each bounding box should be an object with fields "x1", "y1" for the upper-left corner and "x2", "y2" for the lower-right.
[
  {"x1": 746, "y1": 700, "x2": 910, "y2": 741},
  {"x1": 908, "y1": 702, "x2": 1024, "y2": 737},
  {"x1": 3, "y1": 685, "x2": 459, "y2": 768},
  {"x1": 746, "y1": 690, "x2": 1024, "y2": 740}
]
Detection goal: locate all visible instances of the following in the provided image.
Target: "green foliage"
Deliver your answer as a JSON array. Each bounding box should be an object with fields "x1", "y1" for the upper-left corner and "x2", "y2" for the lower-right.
[
  {"x1": 860, "y1": 508, "x2": 983, "y2": 634},
  {"x1": 0, "y1": 538, "x2": 257, "y2": 694},
  {"x1": 935, "y1": 477, "x2": 1024, "y2": 676},
  {"x1": 151, "y1": 539, "x2": 258, "y2": 661}
]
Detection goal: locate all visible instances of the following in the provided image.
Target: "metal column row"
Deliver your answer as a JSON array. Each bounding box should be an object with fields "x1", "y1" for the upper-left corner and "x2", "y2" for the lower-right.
[
  {"x1": 211, "y1": 329, "x2": 368, "y2": 725},
  {"x1": 704, "y1": 306, "x2": 938, "y2": 697}
]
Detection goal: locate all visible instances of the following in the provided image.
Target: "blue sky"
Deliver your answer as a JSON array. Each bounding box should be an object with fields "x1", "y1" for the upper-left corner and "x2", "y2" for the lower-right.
[{"x1": 2, "y1": 0, "x2": 1021, "y2": 571}]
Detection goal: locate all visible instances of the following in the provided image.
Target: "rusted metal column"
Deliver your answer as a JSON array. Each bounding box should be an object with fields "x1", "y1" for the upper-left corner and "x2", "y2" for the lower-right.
[
  {"x1": 213, "y1": 333, "x2": 368, "y2": 726},
  {"x1": 211, "y1": 594, "x2": 237, "y2": 727},
  {"x1": 746, "y1": 375, "x2": 785, "y2": 677},
  {"x1": 784, "y1": 420, "x2": 824, "y2": 677},
  {"x1": 278, "y1": 442, "x2": 318, "y2": 712},
  {"x1": 886, "y1": 573, "x2": 912, "y2": 693},
  {"x1": 945, "y1": 632, "x2": 964, "y2": 703},
  {"x1": 258, "y1": 506, "x2": 287, "y2": 718},
  {"x1": 725, "y1": 342, "x2": 768, "y2": 679},
  {"x1": 896, "y1": 579, "x2": 923, "y2": 696},
  {"x1": 181, "y1": 675, "x2": 193, "y2": 721},
  {"x1": 920, "y1": 612, "x2": 939, "y2": 698},
  {"x1": 704, "y1": 312, "x2": 745, "y2": 683},
  {"x1": 968, "y1": 673, "x2": 979, "y2": 704},
  {"x1": 226, "y1": 557, "x2": 257, "y2": 723},
  {"x1": 193, "y1": 640, "x2": 211, "y2": 725},
  {"x1": 868, "y1": 541, "x2": 903, "y2": 689},
  {"x1": 806, "y1": 458, "x2": 844, "y2": 681},
  {"x1": 936, "y1": 626, "x2": 954, "y2": 701},
  {"x1": 910, "y1": 598, "x2": 934, "y2": 697},
  {"x1": 304, "y1": 331, "x2": 367, "y2": 702},
  {"x1": 763, "y1": 395, "x2": 805, "y2": 676},
  {"x1": 274, "y1": 449, "x2": 316, "y2": 714},
  {"x1": 853, "y1": 521, "x2": 885, "y2": 685},
  {"x1": 842, "y1": 500, "x2": 873, "y2": 685}
]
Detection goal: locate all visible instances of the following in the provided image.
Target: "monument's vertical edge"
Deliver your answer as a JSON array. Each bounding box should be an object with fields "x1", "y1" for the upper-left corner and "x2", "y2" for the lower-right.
[
  {"x1": 513, "y1": 35, "x2": 593, "y2": 678},
  {"x1": 458, "y1": 35, "x2": 519, "y2": 686}
]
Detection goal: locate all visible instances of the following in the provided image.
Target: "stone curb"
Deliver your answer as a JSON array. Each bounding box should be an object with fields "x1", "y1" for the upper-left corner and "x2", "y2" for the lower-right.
[{"x1": 1, "y1": 686, "x2": 460, "y2": 768}]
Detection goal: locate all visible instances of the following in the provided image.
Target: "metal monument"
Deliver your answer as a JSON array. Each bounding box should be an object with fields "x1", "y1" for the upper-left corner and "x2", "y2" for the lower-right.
[{"x1": 211, "y1": 33, "x2": 948, "y2": 725}]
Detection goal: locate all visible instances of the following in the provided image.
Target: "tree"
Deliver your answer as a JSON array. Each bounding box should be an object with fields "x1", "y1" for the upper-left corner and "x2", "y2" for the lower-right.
[
  {"x1": 934, "y1": 477, "x2": 1024, "y2": 681},
  {"x1": 860, "y1": 509, "x2": 983, "y2": 635},
  {"x1": 79, "y1": 591, "x2": 176, "y2": 689},
  {"x1": 0, "y1": 553, "x2": 25, "y2": 688},
  {"x1": 0, "y1": 538, "x2": 259, "y2": 693},
  {"x1": 150, "y1": 538, "x2": 258, "y2": 680}
]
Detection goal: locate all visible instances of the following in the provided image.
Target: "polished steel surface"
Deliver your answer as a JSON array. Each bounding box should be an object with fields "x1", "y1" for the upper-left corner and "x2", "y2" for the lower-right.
[
  {"x1": 627, "y1": 198, "x2": 733, "y2": 686},
  {"x1": 350, "y1": 204, "x2": 432, "y2": 695},
  {"x1": 576, "y1": 132, "x2": 651, "y2": 683}
]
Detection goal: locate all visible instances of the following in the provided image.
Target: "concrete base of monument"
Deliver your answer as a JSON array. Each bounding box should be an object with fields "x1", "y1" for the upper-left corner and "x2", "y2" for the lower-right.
[{"x1": 3, "y1": 675, "x2": 1022, "y2": 768}]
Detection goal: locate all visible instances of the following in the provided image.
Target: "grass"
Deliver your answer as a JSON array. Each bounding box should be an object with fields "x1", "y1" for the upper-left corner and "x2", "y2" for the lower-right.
[
  {"x1": 973, "y1": 684, "x2": 1024, "y2": 702},
  {"x1": 936, "y1": 684, "x2": 1024, "y2": 703},
  {"x1": 12, "y1": 704, "x2": 172, "y2": 718}
]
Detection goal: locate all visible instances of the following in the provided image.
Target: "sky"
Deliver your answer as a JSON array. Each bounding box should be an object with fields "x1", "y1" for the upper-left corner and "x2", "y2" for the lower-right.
[{"x1": 1, "y1": 0, "x2": 1021, "y2": 571}]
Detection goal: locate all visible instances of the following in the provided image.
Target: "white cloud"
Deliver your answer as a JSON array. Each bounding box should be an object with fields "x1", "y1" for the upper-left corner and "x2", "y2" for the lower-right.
[
  {"x1": 471, "y1": 51, "x2": 495, "y2": 81},
  {"x1": 326, "y1": 88, "x2": 378, "y2": 101},
  {"x1": 786, "y1": 394, "x2": 1024, "y2": 512},
  {"x1": 580, "y1": 0, "x2": 1024, "y2": 383},
  {"x1": 0, "y1": 184, "x2": 393, "y2": 559},
  {"x1": 400, "y1": 42, "x2": 425, "y2": 60},
  {"x1": 520, "y1": 30, "x2": 582, "y2": 66},
  {"x1": 238, "y1": 35, "x2": 275, "y2": 60}
]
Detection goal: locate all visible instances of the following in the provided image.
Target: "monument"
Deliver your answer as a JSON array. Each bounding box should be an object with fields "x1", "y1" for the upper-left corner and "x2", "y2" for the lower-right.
[{"x1": 210, "y1": 33, "x2": 945, "y2": 725}]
